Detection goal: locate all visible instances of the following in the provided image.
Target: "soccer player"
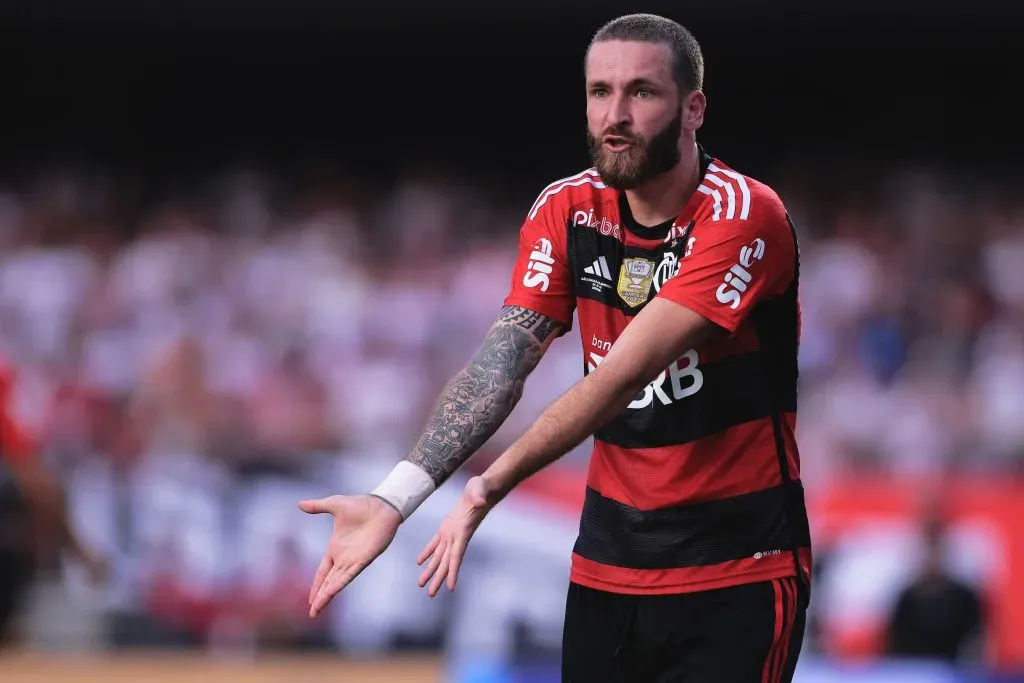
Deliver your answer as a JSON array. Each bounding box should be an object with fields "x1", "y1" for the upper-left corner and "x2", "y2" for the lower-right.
[
  {"x1": 302, "y1": 13, "x2": 811, "y2": 681},
  {"x1": 0, "y1": 362, "x2": 106, "y2": 645}
]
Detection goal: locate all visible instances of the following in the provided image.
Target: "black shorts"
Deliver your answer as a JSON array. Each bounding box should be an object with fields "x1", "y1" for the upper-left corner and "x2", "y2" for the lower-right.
[
  {"x1": 562, "y1": 577, "x2": 808, "y2": 683},
  {"x1": 0, "y1": 548, "x2": 33, "y2": 645}
]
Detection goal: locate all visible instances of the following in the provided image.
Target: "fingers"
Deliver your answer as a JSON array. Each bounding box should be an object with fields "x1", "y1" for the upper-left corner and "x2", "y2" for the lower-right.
[
  {"x1": 427, "y1": 542, "x2": 452, "y2": 598},
  {"x1": 418, "y1": 532, "x2": 466, "y2": 597},
  {"x1": 309, "y1": 555, "x2": 332, "y2": 606},
  {"x1": 418, "y1": 535, "x2": 447, "y2": 588},
  {"x1": 417, "y1": 533, "x2": 441, "y2": 566},
  {"x1": 447, "y1": 532, "x2": 470, "y2": 591},
  {"x1": 299, "y1": 498, "x2": 331, "y2": 514},
  {"x1": 310, "y1": 564, "x2": 340, "y2": 618},
  {"x1": 310, "y1": 561, "x2": 364, "y2": 618}
]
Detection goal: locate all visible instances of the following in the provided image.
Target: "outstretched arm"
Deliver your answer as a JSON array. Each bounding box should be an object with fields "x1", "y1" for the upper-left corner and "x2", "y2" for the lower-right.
[
  {"x1": 481, "y1": 298, "x2": 722, "y2": 501},
  {"x1": 415, "y1": 298, "x2": 723, "y2": 596},
  {"x1": 367, "y1": 305, "x2": 565, "y2": 519},
  {"x1": 301, "y1": 305, "x2": 566, "y2": 616},
  {"x1": 303, "y1": 184, "x2": 577, "y2": 614},
  {"x1": 404, "y1": 305, "x2": 564, "y2": 487}
]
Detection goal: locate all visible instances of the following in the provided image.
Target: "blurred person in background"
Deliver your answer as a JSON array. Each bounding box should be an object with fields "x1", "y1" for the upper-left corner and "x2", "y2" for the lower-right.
[
  {"x1": 0, "y1": 359, "x2": 105, "y2": 647},
  {"x1": 886, "y1": 513, "x2": 985, "y2": 663},
  {"x1": 302, "y1": 13, "x2": 811, "y2": 682}
]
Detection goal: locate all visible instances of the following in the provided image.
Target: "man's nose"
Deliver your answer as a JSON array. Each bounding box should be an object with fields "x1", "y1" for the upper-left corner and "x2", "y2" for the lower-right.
[{"x1": 605, "y1": 94, "x2": 632, "y2": 129}]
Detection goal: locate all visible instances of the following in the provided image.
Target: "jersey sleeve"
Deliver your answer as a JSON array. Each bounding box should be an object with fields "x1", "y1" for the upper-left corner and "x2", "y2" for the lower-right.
[
  {"x1": 0, "y1": 410, "x2": 34, "y2": 463},
  {"x1": 502, "y1": 196, "x2": 576, "y2": 328},
  {"x1": 0, "y1": 368, "x2": 33, "y2": 464},
  {"x1": 656, "y1": 196, "x2": 795, "y2": 334}
]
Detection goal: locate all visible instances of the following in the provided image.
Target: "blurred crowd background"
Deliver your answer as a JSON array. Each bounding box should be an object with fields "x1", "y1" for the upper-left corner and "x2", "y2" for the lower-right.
[{"x1": 1, "y1": 2, "x2": 1023, "y2": 682}]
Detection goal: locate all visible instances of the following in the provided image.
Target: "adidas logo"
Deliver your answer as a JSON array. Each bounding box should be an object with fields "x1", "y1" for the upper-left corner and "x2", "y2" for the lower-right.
[{"x1": 583, "y1": 256, "x2": 612, "y2": 281}]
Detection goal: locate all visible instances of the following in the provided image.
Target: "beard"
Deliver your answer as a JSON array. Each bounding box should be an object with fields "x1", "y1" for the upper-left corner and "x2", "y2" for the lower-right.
[{"x1": 587, "y1": 110, "x2": 683, "y2": 190}]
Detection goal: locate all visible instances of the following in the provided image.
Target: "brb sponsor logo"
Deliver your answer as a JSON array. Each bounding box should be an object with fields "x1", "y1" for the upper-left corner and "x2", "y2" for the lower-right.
[
  {"x1": 588, "y1": 348, "x2": 703, "y2": 408},
  {"x1": 716, "y1": 237, "x2": 766, "y2": 309},
  {"x1": 573, "y1": 208, "x2": 622, "y2": 240},
  {"x1": 523, "y1": 238, "x2": 555, "y2": 292}
]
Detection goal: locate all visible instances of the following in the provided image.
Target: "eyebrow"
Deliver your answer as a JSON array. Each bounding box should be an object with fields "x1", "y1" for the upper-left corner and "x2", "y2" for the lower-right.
[{"x1": 587, "y1": 77, "x2": 660, "y2": 90}]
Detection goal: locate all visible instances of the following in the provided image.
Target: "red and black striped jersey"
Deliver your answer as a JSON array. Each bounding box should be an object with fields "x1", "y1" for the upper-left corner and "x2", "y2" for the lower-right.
[
  {"x1": 0, "y1": 362, "x2": 32, "y2": 465},
  {"x1": 503, "y1": 147, "x2": 811, "y2": 595}
]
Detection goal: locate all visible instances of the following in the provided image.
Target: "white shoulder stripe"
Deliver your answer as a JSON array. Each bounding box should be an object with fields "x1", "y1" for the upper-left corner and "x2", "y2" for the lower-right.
[
  {"x1": 527, "y1": 169, "x2": 597, "y2": 218},
  {"x1": 707, "y1": 163, "x2": 751, "y2": 220},
  {"x1": 528, "y1": 171, "x2": 605, "y2": 221},
  {"x1": 703, "y1": 172, "x2": 737, "y2": 220},
  {"x1": 696, "y1": 184, "x2": 724, "y2": 221}
]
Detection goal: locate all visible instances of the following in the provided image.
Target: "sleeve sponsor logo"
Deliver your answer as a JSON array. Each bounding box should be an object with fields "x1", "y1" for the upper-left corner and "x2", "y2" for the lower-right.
[
  {"x1": 523, "y1": 238, "x2": 555, "y2": 292},
  {"x1": 715, "y1": 237, "x2": 766, "y2": 310}
]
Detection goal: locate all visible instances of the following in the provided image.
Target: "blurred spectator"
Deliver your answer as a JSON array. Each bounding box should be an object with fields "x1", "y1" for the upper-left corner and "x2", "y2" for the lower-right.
[{"x1": 885, "y1": 514, "x2": 986, "y2": 663}]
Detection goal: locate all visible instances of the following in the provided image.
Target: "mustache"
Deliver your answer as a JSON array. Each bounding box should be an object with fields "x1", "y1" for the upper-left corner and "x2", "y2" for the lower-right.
[{"x1": 599, "y1": 126, "x2": 640, "y2": 143}]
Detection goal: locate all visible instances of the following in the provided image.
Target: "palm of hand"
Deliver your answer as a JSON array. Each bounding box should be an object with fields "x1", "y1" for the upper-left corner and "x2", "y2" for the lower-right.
[
  {"x1": 328, "y1": 497, "x2": 398, "y2": 561},
  {"x1": 301, "y1": 494, "x2": 402, "y2": 617}
]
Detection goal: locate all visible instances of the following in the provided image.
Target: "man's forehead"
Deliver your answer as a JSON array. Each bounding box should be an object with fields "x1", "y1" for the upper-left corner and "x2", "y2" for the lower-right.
[{"x1": 585, "y1": 40, "x2": 673, "y2": 83}]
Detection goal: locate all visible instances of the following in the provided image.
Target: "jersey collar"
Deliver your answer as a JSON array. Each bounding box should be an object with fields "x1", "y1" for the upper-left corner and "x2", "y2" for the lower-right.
[{"x1": 618, "y1": 144, "x2": 713, "y2": 240}]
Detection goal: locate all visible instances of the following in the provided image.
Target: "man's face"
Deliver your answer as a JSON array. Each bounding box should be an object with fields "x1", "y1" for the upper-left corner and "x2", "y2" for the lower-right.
[{"x1": 585, "y1": 40, "x2": 685, "y2": 190}]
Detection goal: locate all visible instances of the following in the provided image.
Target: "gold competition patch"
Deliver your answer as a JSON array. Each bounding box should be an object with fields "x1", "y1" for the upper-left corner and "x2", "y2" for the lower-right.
[{"x1": 617, "y1": 257, "x2": 655, "y2": 308}]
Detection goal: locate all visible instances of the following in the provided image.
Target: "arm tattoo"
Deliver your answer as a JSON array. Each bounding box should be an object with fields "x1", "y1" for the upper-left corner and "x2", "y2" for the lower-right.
[
  {"x1": 494, "y1": 306, "x2": 562, "y2": 343},
  {"x1": 405, "y1": 305, "x2": 565, "y2": 485}
]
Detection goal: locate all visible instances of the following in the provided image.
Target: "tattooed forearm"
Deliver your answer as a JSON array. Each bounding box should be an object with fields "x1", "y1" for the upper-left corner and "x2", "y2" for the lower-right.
[
  {"x1": 405, "y1": 305, "x2": 565, "y2": 485},
  {"x1": 494, "y1": 306, "x2": 563, "y2": 342}
]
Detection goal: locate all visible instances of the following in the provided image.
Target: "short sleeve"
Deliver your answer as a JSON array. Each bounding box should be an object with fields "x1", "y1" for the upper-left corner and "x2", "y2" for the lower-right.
[
  {"x1": 0, "y1": 367, "x2": 34, "y2": 463},
  {"x1": 0, "y1": 411, "x2": 34, "y2": 463},
  {"x1": 656, "y1": 199, "x2": 795, "y2": 334},
  {"x1": 503, "y1": 206, "x2": 576, "y2": 327}
]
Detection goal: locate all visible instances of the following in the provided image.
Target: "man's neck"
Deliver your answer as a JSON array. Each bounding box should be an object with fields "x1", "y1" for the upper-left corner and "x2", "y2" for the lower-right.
[{"x1": 623, "y1": 141, "x2": 701, "y2": 228}]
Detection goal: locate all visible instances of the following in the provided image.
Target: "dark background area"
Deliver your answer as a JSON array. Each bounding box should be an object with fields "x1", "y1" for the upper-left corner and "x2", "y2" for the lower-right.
[{"x1": 2, "y1": 2, "x2": 1022, "y2": 189}]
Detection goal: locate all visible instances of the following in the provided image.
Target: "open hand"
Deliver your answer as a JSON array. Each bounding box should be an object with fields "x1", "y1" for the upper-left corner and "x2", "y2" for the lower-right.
[
  {"x1": 300, "y1": 494, "x2": 402, "y2": 618},
  {"x1": 416, "y1": 476, "x2": 496, "y2": 597}
]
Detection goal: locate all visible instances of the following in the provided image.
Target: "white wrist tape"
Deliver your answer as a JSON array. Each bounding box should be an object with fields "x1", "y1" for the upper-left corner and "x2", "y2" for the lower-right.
[{"x1": 370, "y1": 462, "x2": 436, "y2": 520}]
